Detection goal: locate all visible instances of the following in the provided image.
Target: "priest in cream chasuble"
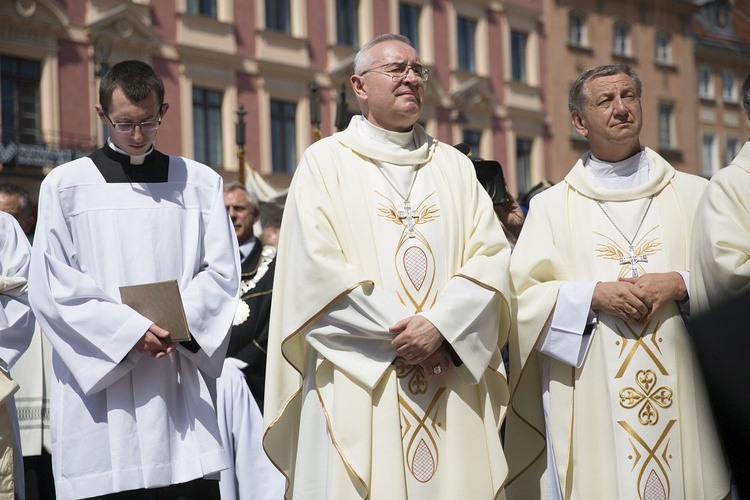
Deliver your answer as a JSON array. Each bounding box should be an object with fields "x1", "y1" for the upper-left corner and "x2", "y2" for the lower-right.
[
  {"x1": 691, "y1": 140, "x2": 750, "y2": 316},
  {"x1": 506, "y1": 148, "x2": 731, "y2": 499},
  {"x1": 263, "y1": 111, "x2": 512, "y2": 499}
]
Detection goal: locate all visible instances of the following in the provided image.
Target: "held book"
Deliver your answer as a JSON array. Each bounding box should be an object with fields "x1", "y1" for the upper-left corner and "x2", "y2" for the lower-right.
[{"x1": 119, "y1": 280, "x2": 192, "y2": 343}]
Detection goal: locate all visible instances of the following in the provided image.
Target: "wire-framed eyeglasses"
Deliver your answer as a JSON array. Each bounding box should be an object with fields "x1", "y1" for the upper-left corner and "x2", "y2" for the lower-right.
[
  {"x1": 105, "y1": 114, "x2": 162, "y2": 134},
  {"x1": 360, "y1": 62, "x2": 429, "y2": 82}
]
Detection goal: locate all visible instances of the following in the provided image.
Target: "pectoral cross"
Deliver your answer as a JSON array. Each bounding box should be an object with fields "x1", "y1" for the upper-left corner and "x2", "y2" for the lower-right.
[
  {"x1": 397, "y1": 199, "x2": 420, "y2": 238},
  {"x1": 619, "y1": 244, "x2": 648, "y2": 278}
]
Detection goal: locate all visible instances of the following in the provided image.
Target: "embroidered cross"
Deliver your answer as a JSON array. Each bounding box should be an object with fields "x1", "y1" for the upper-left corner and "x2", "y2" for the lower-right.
[
  {"x1": 619, "y1": 244, "x2": 648, "y2": 278},
  {"x1": 397, "y1": 199, "x2": 420, "y2": 238}
]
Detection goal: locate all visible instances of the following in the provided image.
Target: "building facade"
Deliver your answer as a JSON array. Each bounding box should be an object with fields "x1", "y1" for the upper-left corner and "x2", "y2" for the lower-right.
[
  {"x1": 692, "y1": 0, "x2": 750, "y2": 178},
  {"x1": 0, "y1": 0, "x2": 546, "y2": 202},
  {"x1": 6, "y1": 0, "x2": 746, "y2": 203}
]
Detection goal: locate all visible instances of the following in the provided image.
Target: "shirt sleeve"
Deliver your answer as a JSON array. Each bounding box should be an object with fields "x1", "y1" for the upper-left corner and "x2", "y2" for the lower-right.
[
  {"x1": 537, "y1": 281, "x2": 596, "y2": 368},
  {"x1": 0, "y1": 215, "x2": 35, "y2": 371},
  {"x1": 175, "y1": 176, "x2": 240, "y2": 378}
]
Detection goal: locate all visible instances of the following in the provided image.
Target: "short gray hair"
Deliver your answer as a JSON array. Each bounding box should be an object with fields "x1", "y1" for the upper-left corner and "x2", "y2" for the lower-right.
[
  {"x1": 568, "y1": 63, "x2": 642, "y2": 113},
  {"x1": 224, "y1": 181, "x2": 259, "y2": 211},
  {"x1": 353, "y1": 34, "x2": 414, "y2": 76},
  {"x1": 0, "y1": 183, "x2": 32, "y2": 218},
  {"x1": 743, "y1": 73, "x2": 750, "y2": 119}
]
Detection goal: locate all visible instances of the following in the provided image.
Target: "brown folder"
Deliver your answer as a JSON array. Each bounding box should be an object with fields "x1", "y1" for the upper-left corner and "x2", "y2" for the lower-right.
[{"x1": 119, "y1": 280, "x2": 192, "y2": 343}]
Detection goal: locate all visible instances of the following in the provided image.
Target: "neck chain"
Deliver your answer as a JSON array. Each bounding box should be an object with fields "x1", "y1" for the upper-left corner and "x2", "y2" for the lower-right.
[
  {"x1": 376, "y1": 164, "x2": 420, "y2": 238},
  {"x1": 596, "y1": 196, "x2": 654, "y2": 278}
]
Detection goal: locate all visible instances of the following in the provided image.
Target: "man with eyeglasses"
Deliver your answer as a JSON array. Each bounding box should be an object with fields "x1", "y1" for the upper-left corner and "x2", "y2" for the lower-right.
[
  {"x1": 264, "y1": 34, "x2": 512, "y2": 499},
  {"x1": 28, "y1": 60, "x2": 240, "y2": 499}
]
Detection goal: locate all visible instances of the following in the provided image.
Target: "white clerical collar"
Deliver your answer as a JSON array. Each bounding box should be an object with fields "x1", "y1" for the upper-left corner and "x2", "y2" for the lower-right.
[
  {"x1": 107, "y1": 138, "x2": 154, "y2": 165},
  {"x1": 238, "y1": 237, "x2": 257, "y2": 262},
  {"x1": 357, "y1": 115, "x2": 417, "y2": 151},
  {"x1": 586, "y1": 150, "x2": 650, "y2": 190}
]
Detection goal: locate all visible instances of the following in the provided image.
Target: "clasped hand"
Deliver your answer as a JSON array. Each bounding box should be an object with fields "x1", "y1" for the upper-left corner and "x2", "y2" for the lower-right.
[
  {"x1": 592, "y1": 272, "x2": 686, "y2": 324},
  {"x1": 135, "y1": 324, "x2": 176, "y2": 359},
  {"x1": 390, "y1": 315, "x2": 450, "y2": 379}
]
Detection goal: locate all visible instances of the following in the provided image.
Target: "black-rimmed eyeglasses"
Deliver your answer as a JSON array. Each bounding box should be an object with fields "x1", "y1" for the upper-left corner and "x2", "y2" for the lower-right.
[
  {"x1": 360, "y1": 62, "x2": 429, "y2": 82},
  {"x1": 105, "y1": 114, "x2": 162, "y2": 134}
]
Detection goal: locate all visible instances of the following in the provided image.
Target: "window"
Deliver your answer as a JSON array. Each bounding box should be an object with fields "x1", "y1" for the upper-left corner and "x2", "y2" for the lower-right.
[
  {"x1": 1, "y1": 56, "x2": 42, "y2": 145},
  {"x1": 266, "y1": 0, "x2": 291, "y2": 33},
  {"x1": 722, "y1": 71, "x2": 736, "y2": 102},
  {"x1": 511, "y1": 31, "x2": 528, "y2": 83},
  {"x1": 726, "y1": 137, "x2": 741, "y2": 164},
  {"x1": 462, "y1": 130, "x2": 481, "y2": 156},
  {"x1": 336, "y1": 0, "x2": 359, "y2": 47},
  {"x1": 186, "y1": 0, "x2": 216, "y2": 17},
  {"x1": 456, "y1": 16, "x2": 476, "y2": 73},
  {"x1": 516, "y1": 138, "x2": 532, "y2": 196},
  {"x1": 568, "y1": 12, "x2": 586, "y2": 47},
  {"x1": 192, "y1": 87, "x2": 223, "y2": 168},
  {"x1": 399, "y1": 3, "x2": 420, "y2": 52},
  {"x1": 658, "y1": 103, "x2": 674, "y2": 149},
  {"x1": 699, "y1": 66, "x2": 713, "y2": 99},
  {"x1": 613, "y1": 23, "x2": 630, "y2": 56},
  {"x1": 702, "y1": 134, "x2": 718, "y2": 177},
  {"x1": 655, "y1": 32, "x2": 671, "y2": 65},
  {"x1": 270, "y1": 99, "x2": 297, "y2": 174}
]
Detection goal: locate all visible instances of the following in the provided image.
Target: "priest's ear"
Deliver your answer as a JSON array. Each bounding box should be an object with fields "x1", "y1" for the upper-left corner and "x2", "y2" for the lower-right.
[
  {"x1": 94, "y1": 103, "x2": 107, "y2": 123},
  {"x1": 159, "y1": 102, "x2": 170, "y2": 119},
  {"x1": 572, "y1": 110, "x2": 589, "y2": 139}
]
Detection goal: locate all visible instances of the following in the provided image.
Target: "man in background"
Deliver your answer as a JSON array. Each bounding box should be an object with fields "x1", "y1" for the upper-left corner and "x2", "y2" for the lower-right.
[
  {"x1": 216, "y1": 181, "x2": 283, "y2": 499},
  {"x1": 0, "y1": 183, "x2": 54, "y2": 500}
]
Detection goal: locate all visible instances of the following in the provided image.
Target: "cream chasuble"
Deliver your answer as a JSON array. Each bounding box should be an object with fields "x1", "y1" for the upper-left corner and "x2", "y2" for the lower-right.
[
  {"x1": 264, "y1": 116, "x2": 512, "y2": 499},
  {"x1": 691, "y1": 141, "x2": 750, "y2": 315},
  {"x1": 506, "y1": 148, "x2": 730, "y2": 500}
]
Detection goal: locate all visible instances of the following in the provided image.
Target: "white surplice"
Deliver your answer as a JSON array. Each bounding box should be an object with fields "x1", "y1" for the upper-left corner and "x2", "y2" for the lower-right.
[
  {"x1": 0, "y1": 212, "x2": 36, "y2": 500},
  {"x1": 216, "y1": 358, "x2": 284, "y2": 500},
  {"x1": 28, "y1": 155, "x2": 240, "y2": 499},
  {"x1": 264, "y1": 116, "x2": 512, "y2": 499}
]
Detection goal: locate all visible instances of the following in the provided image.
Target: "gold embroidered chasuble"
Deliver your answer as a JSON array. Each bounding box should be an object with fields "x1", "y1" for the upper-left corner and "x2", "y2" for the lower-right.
[
  {"x1": 691, "y1": 141, "x2": 750, "y2": 315},
  {"x1": 506, "y1": 148, "x2": 730, "y2": 500},
  {"x1": 264, "y1": 117, "x2": 512, "y2": 499}
]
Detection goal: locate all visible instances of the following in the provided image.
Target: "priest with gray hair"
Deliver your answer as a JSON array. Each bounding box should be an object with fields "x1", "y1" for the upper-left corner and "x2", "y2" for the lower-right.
[{"x1": 263, "y1": 33, "x2": 512, "y2": 499}]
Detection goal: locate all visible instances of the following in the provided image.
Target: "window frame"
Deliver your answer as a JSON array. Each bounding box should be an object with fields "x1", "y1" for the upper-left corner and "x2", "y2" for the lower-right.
[
  {"x1": 568, "y1": 11, "x2": 586, "y2": 48},
  {"x1": 336, "y1": 0, "x2": 359, "y2": 47},
  {"x1": 456, "y1": 15, "x2": 477, "y2": 73},
  {"x1": 698, "y1": 66, "x2": 714, "y2": 99},
  {"x1": 265, "y1": 0, "x2": 291, "y2": 33},
  {"x1": 186, "y1": 0, "x2": 217, "y2": 18},
  {"x1": 399, "y1": 3, "x2": 421, "y2": 52},
  {"x1": 658, "y1": 102, "x2": 675, "y2": 150},
  {"x1": 516, "y1": 137, "x2": 533, "y2": 196},
  {"x1": 655, "y1": 31, "x2": 671, "y2": 65},
  {"x1": 270, "y1": 98, "x2": 298, "y2": 174},
  {"x1": 722, "y1": 70, "x2": 737, "y2": 103},
  {"x1": 510, "y1": 30, "x2": 528, "y2": 83},
  {"x1": 1, "y1": 55, "x2": 42, "y2": 146},
  {"x1": 192, "y1": 86, "x2": 224, "y2": 168},
  {"x1": 613, "y1": 22, "x2": 630, "y2": 57}
]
